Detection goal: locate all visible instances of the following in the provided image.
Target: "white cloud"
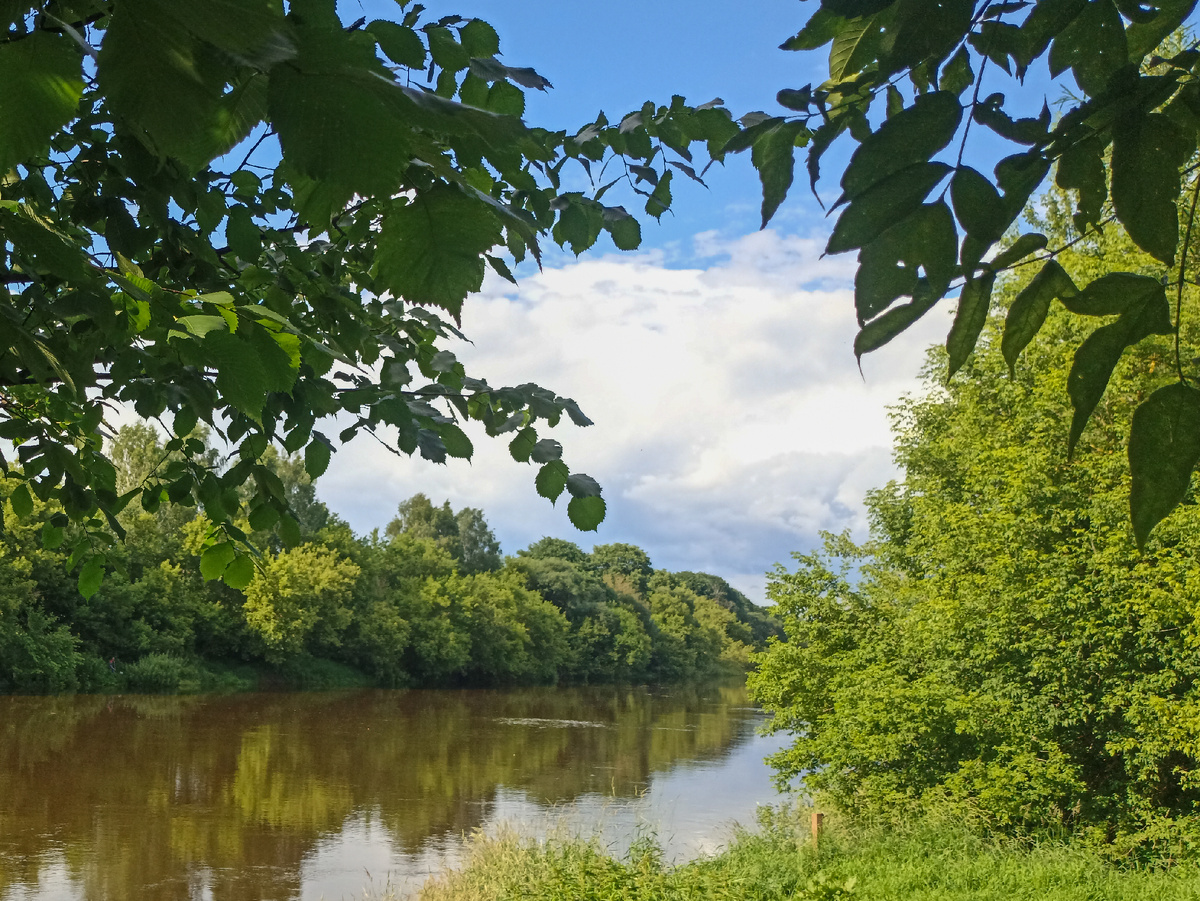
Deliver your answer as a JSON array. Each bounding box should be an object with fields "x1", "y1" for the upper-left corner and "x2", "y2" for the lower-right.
[{"x1": 320, "y1": 229, "x2": 950, "y2": 602}]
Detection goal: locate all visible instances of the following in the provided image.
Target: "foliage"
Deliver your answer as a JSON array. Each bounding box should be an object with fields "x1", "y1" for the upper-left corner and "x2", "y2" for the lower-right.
[
  {"x1": 743, "y1": 0, "x2": 1200, "y2": 542},
  {"x1": 0, "y1": 1, "x2": 748, "y2": 597},
  {"x1": 750, "y1": 204, "x2": 1200, "y2": 837}
]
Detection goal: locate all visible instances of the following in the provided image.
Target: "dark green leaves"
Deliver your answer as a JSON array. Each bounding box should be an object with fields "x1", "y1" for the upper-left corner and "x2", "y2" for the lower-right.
[
  {"x1": 0, "y1": 33, "x2": 83, "y2": 171},
  {"x1": 947, "y1": 271, "x2": 996, "y2": 377},
  {"x1": 839, "y1": 92, "x2": 962, "y2": 200},
  {"x1": 1001, "y1": 259, "x2": 1076, "y2": 375},
  {"x1": 1067, "y1": 276, "x2": 1171, "y2": 454},
  {"x1": 828, "y1": 163, "x2": 952, "y2": 254},
  {"x1": 376, "y1": 185, "x2": 503, "y2": 318},
  {"x1": 368, "y1": 20, "x2": 426, "y2": 68},
  {"x1": 1049, "y1": 0, "x2": 1127, "y2": 96},
  {"x1": 752, "y1": 121, "x2": 806, "y2": 227},
  {"x1": 855, "y1": 201, "x2": 957, "y2": 323},
  {"x1": 1129, "y1": 382, "x2": 1200, "y2": 549},
  {"x1": 951, "y1": 167, "x2": 1006, "y2": 244},
  {"x1": 1111, "y1": 112, "x2": 1189, "y2": 265}
]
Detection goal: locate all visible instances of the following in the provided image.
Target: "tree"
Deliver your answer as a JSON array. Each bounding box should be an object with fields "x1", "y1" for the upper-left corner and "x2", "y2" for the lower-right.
[
  {"x1": 738, "y1": 0, "x2": 1200, "y2": 545},
  {"x1": 0, "y1": 1, "x2": 740, "y2": 594},
  {"x1": 749, "y1": 208, "x2": 1200, "y2": 838},
  {"x1": 385, "y1": 493, "x2": 501, "y2": 573}
]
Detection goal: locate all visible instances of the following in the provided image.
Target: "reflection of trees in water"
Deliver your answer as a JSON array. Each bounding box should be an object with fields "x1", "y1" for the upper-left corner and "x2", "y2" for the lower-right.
[{"x1": 0, "y1": 684, "x2": 755, "y2": 901}]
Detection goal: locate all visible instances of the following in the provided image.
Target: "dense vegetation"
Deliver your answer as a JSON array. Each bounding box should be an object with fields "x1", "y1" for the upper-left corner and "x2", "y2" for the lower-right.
[
  {"x1": 750, "y1": 194, "x2": 1200, "y2": 848},
  {"x1": 0, "y1": 423, "x2": 775, "y2": 693},
  {"x1": 413, "y1": 808, "x2": 1200, "y2": 901}
]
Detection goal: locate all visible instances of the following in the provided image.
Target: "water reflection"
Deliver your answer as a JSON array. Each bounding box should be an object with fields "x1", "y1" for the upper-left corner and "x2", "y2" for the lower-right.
[{"x1": 0, "y1": 684, "x2": 782, "y2": 901}]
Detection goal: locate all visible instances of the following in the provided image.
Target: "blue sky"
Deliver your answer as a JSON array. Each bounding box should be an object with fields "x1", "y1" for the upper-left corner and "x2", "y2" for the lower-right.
[{"x1": 320, "y1": 1, "x2": 1062, "y2": 600}]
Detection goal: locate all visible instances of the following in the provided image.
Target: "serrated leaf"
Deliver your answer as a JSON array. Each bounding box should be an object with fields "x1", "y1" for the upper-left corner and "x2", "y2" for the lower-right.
[
  {"x1": 567, "y1": 495, "x2": 606, "y2": 531},
  {"x1": 531, "y1": 439, "x2": 563, "y2": 464},
  {"x1": 277, "y1": 513, "x2": 302, "y2": 548},
  {"x1": 828, "y1": 9, "x2": 894, "y2": 82},
  {"x1": 9, "y1": 483, "x2": 33, "y2": 518},
  {"x1": 204, "y1": 331, "x2": 269, "y2": 421},
  {"x1": 752, "y1": 121, "x2": 804, "y2": 227},
  {"x1": 1129, "y1": 382, "x2": 1200, "y2": 549},
  {"x1": 0, "y1": 32, "x2": 84, "y2": 171},
  {"x1": 248, "y1": 503, "x2": 279, "y2": 532},
  {"x1": 1111, "y1": 112, "x2": 1189, "y2": 265},
  {"x1": 41, "y1": 521, "x2": 64, "y2": 550},
  {"x1": 200, "y1": 542, "x2": 236, "y2": 582},
  {"x1": 535, "y1": 460, "x2": 569, "y2": 502},
  {"x1": 305, "y1": 437, "x2": 332, "y2": 479},
  {"x1": 509, "y1": 427, "x2": 537, "y2": 462},
  {"x1": 223, "y1": 554, "x2": 256, "y2": 590},
  {"x1": 828, "y1": 163, "x2": 952, "y2": 255},
  {"x1": 439, "y1": 423, "x2": 474, "y2": 459},
  {"x1": 377, "y1": 185, "x2": 503, "y2": 318},
  {"x1": 368, "y1": 20, "x2": 426, "y2": 68},
  {"x1": 460, "y1": 19, "x2": 500, "y2": 57},
  {"x1": 1001, "y1": 259, "x2": 1076, "y2": 374},
  {"x1": 566, "y1": 473, "x2": 602, "y2": 498},
  {"x1": 947, "y1": 271, "x2": 996, "y2": 377},
  {"x1": 78, "y1": 554, "x2": 105, "y2": 600},
  {"x1": 840, "y1": 92, "x2": 962, "y2": 200},
  {"x1": 226, "y1": 205, "x2": 261, "y2": 261}
]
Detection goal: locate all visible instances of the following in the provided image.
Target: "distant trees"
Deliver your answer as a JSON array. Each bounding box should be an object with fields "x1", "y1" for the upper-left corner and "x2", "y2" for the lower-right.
[{"x1": 0, "y1": 427, "x2": 772, "y2": 691}]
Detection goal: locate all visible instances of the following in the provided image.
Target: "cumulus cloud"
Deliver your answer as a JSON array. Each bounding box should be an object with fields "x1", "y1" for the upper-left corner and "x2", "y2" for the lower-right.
[{"x1": 320, "y1": 229, "x2": 950, "y2": 601}]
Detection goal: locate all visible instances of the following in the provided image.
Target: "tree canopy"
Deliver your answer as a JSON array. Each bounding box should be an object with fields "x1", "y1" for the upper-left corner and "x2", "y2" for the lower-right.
[
  {"x1": 749, "y1": 201, "x2": 1200, "y2": 843},
  {"x1": 0, "y1": 0, "x2": 740, "y2": 595},
  {"x1": 738, "y1": 0, "x2": 1200, "y2": 546}
]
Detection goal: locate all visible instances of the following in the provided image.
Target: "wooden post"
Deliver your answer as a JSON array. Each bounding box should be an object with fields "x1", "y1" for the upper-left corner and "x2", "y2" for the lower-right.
[{"x1": 810, "y1": 810, "x2": 824, "y2": 852}]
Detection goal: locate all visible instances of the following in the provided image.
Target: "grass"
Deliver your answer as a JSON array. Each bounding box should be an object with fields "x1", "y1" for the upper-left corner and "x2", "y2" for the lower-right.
[{"x1": 401, "y1": 807, "x2": 1200, "y2": 901}]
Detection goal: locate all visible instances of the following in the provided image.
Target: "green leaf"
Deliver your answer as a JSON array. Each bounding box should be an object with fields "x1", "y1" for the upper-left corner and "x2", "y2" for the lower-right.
[
  {"x1": 1129, "y1": 382, "x2": 1200, "y2": 549},
  {"x1": 1056, "y1": 136, "x2": 1107, "y2": 231},
  {"x1": 368, "y1": 20, "x2": 426, "y2": 68},
  {"x1": 567, "y1": 495, "x2": 606, "y2": 531},
  {"x1": 752, "y1": 121, "x2": 804, "y2": 227},
  {"x1": 78, "y1": 554, "x2": 105, "y2": 600},
  {"x1": 828, "y1": 9, "x2": 895, "y2": 83},
  {"x1": 988, "y1": 232, "x2": 1048, "y2": 271},
  {"x1": 1060, "y1": 272, "x2": 1162, "y2": 317},
  {"x1": 951, "y1": 166, "x2": 1006, "y2": 243},
  {"x1": 305, "y1": 436, "x2": 332, "y2": 479},
  {"x1": 1068, "y1": 284, "x2": 1172, "y2": 455},
  {"x1": 269, "y1": 27, "x2": 412, "y2": 195},
  {"x1": 566, "y1": 473, "x2": 602, "y2": 497},
  {"x1": 939, "y1": 45, "x2": 974, "y2": 96},
  {"x1": 376, "y1": 185, "x2": 503, "y2": 318},
  {"x1": 222, "y1": 554, "x2": 256, "y2": 591},
  {"x1": 604, "y1": 209, "x2": 642, "y2": 251},
  {"x1": 535, "y1": 460, "x2": 569, "y2": 503},
  {"x1": 782, "y1": 9, "x2": 844, "y2": 50},
  {"x1": 947, "y1": 271, "x2": 996, "y2": 377},
  {"x1": 509, "y1": 427, "x2": 537, "y2": 462},
  {"x1": 426, "y1": 26, "x2": 470, "y2": 71},
  {"x1": 531, "y1": 439, "x2": 563, "y2": 464},
  {"x1": 41, "y1": 521, "x2": 64, "y2": 550},
  {"x1": 199, "y1": 541, "x2": 236, "y2": 582},
  {"x1": 277, "y1": 513, "x2": 302, "y2": 548},
  {"x1": 1125, "y1": 0, "x2": 1196, "y2": 62},
  {"x1": 855, "y1": 290, "x2": 940, "y2": 360},
  {"x1": 839, "y1": 92, "x2": 962, "y2": 200},
  {"x1": 1000, "y1": 259, "x2": 1076, "y2": 375},
  {"x1": 645, "y1": 170, "x2": 674, "y2": 219},
  {"x1": 0, "y1": 32, "x2": 83, "y2": 171},
  {"x1": 248, "y1": 503, "x2": 279, "y2": 532},
  {"x1": 439, "y1": 424, "x2": 474, "y2": 459},
  {"x1": 204, "y1": 331, "x2": 270, "y2": 421},
  {"x1": 9, "y1": 483, "x2": 33, "y2": 518},
  {"x1": 855, "y1": 201, "x2": 957, "y2": 322},
  {"x1": 460, "y1": 19, "x2": 501, "y2": 57},
  {"x1": 828, "y1": 163, "x2": 952, "y2": 255},
  {"x1": 1111, "y1": 112, "x2": 1189, "y2": 265},
  {"x1": 226, "y1": 206, "x2": 261, "y2": 261},
  {"x1": 1048, "y1": 0, "x2": 1127, "y2": 96}
]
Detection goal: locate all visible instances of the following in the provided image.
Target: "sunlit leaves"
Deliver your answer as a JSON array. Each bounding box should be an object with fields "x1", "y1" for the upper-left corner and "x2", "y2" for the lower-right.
[
  {"x1": 376, "y1": 185, "x2": 503, "y2": 318},
  {"x1": 0, "y1": 32, "x2": 83, "y2": 171}
]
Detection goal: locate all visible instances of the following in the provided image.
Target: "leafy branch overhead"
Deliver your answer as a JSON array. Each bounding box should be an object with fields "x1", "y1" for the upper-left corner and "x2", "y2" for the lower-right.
[
  {"x1": 738, "y1": 0, "x2": 1200, "y2": 547},
  {"x1": 0, "y1": 0, "x2": 739, "y2": 594}
]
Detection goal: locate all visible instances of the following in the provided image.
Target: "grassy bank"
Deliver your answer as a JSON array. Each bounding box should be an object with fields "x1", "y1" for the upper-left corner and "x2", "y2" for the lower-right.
[{"x1": 406, "y1": 809, "x2": 1200, "y2": 901}]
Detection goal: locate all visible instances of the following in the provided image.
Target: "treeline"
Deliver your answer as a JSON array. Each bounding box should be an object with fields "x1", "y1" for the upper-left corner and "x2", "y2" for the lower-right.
[{"x1": 0, "y1": 424, "x2": 776, "y2": 693}]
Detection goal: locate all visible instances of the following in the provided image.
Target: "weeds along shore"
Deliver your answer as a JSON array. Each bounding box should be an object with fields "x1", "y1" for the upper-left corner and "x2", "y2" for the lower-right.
[{"x1": 398, "y1": 806, "x2": 1200, "y2": 901}]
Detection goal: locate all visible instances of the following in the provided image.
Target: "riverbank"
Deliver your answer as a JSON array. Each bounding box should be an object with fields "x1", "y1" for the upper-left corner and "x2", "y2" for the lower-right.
[{"x1": 407, "y1": 808, "x2": 1200, "y2": 901}]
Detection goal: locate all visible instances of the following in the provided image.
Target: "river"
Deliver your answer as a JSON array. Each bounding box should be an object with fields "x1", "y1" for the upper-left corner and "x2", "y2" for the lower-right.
[{"x1": 0, "y1": 682, "x2": 787, "y2": 901}]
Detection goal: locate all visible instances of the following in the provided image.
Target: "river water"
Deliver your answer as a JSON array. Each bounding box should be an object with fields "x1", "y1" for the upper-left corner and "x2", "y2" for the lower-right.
[{"x1": 0, "y1": 682, "x2": 787, "y2": 901}]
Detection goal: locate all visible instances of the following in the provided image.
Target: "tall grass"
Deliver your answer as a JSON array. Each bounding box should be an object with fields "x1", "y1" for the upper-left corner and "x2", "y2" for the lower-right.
[{"x1": 406, "y1": 807, "x2": 1200, "y2": 901}]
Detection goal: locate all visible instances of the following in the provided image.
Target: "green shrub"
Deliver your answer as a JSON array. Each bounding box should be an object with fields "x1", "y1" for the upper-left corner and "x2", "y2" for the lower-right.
[{"x1": 123, "y1": 653, "x2": 192, "y2": 693}]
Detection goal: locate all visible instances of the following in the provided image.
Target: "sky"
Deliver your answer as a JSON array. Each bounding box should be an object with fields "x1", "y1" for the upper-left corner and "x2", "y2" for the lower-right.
[{"x1": 313, "y1": 1, "x2": 1035, "y2": 601}]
